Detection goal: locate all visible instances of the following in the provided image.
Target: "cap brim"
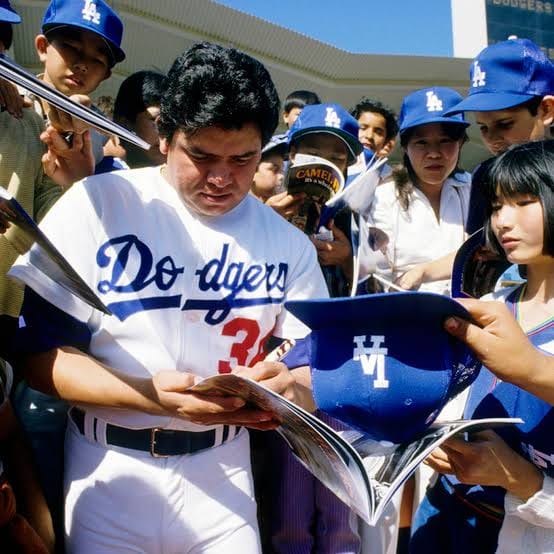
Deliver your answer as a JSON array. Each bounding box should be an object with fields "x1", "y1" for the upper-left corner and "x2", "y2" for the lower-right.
[
  {"x1": 42, "y1": 22, "x2": 125, "y2": 64},
  {"x1": 444, "y1": 92, "x2": 535, "y2": 115},
  {"x1": 262, "y1": 142, "x2": 287, "y2": 157},
  {"x1": 286, "y1": 291, "x2": 471, "y2": 331},
  {"x1": 0, "y1": 7, "x2": 20, "y2": 23},
  {"x1": 290, "y1": 127, "x2": 362, "y2": 164},
  {"x1": 400, "y1": 116, "x2": 470, "y2": 135}
]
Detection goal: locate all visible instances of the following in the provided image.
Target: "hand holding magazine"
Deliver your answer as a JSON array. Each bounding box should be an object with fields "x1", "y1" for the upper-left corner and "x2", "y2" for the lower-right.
[{"x1": 284, "y1": 154, "x2": 344, "y2": 235}]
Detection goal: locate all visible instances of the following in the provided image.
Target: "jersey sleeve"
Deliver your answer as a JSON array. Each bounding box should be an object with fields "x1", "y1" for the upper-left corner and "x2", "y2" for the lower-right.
[
  {"x1": 9, "y1": 178, "x2": 104, "y2": 324},
  {"x1": 272, "y1": 235, "x2": 328, "y2": 340}
]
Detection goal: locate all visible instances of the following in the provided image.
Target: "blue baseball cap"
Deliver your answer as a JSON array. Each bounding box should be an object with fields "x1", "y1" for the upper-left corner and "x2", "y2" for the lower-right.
[
  {"x1": 42, "y1": 0, "x2": 125, "y2": 65},
  {"x1": 0, "y1": 0, "x2": 20, "y2": 24},
  {"x1": 286, "y1": 292, "x2": 480, "y2": 443},
  {"x1": 445, "y1": 39, "x2": 554, "y2": 115},
  {"x1": 262, "y1": 132, "x2": 288, "y2": 157},
  {"x1": 399, "y1": 87, "x2": 469, "y2": 135},
  {"x1": 289, "y1": 103, "x2": 363, "y2": 164}
]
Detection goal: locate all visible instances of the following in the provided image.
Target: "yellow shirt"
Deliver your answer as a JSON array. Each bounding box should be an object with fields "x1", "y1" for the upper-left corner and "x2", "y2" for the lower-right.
[{"x1": 0, "y1": 108, "x2": 62, "y2": 317}]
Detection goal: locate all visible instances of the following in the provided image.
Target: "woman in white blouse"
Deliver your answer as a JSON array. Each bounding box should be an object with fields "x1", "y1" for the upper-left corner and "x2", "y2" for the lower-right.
[{"x1": 370, "y1": 87, "x2": 471, "y2": 296}]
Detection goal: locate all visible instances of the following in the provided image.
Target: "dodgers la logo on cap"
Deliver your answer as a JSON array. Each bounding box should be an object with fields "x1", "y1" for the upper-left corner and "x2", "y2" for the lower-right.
[
  {"x1": 42, "y1": 0, "x2": 125, "y2": 64},
  {"x1": 289, "y1": 103, "x2": 363, "y2": 164},
  {"x1": 445, "y1": 38, "x2": 554, "y2": 114},
  {"x1": 286, "y1": 292, "x2": 481, "y2": 443},
  {"x1": 399, "y1": 87, "x2": 469, "y2": 135},
  {"x1": 0, "y1": 0, "x2": 20, "y2": 24}
]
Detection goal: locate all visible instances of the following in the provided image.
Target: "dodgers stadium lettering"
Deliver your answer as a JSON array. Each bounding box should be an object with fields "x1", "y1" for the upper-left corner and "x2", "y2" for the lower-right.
[{"x1": 96, "y1": 236, "x2": 287, "y2": 324}]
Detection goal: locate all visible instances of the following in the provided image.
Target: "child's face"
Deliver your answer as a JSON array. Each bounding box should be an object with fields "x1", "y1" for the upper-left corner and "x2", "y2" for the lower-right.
[
  {"x1": 475, "y1": 105, "x2": 547, "y2": 156},
  {"x1": 357, "y1": 111, "x2": 388, "y2": 154},
  {"x1": 253, "y1": 153, "x2": 284, "y2": 195},
  {"x1": 491, "y1": 193, "x2": 545, "y2": 265},
  {"x1": 405, "y1": 123, "x2": 462, "y2": 189},
  {"x1": 290, "y1": 134, "x2": 349, "y2": 174},
  {"x1": 134, "y1": 105, "x2": 165, "y2": 166},
  {"x1": 36, "y1": 28, "x2": 111, "y2": 96},
  {"x1": 283, "y1": 107, "x2": 302, "y2": 128}
]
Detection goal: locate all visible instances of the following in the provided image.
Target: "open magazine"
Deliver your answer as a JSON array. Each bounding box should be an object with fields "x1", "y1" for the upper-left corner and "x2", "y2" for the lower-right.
[
  {"x1": 284, "y1": 154, "x2": 344, "y2": 235},
  {"x1": 0, "y1": 54, "x2": 149, "y2": 150},
  {"x1": 451, "y1": 228, "x2": 511, "y2": 298},
  {"x1": 190, "y1": 372, "x2": 520, "y2": 525},
  {"x1": 0, "y1": 187, "x2": 111, "y2": 314}
]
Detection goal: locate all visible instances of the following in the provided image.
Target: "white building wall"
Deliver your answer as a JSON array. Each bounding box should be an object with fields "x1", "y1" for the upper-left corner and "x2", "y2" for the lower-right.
[{"x1": 451, "y1": 0, "x2": 488, "y2": 58}]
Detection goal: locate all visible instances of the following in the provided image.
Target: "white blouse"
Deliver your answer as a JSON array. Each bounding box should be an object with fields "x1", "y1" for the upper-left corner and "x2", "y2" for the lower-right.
[{"x1": 369, "y1": 172, "x2": 471, "y2": 296}]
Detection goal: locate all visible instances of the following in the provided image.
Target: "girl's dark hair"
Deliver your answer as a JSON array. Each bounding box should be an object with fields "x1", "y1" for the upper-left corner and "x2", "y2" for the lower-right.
[
  {"x1": 483, "y1": 139, "x2": 554, "y2": 257},
  {"x1": 393, "y1": 123, "x2": 468, "y2": 211},
  {"x1": 113, "y1": 71, "x2": 166, "y2": 125}
]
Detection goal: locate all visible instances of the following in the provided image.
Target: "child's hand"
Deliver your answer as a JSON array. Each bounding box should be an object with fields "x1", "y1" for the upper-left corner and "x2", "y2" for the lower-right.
[
  {"x1": 396, "y1": 263, "x2": 427, "y2": 290},
  {"x1": 46, "y1": 94, "x2": 92, "y2": 135},
  {"x1": 41, "y1": 126, "x2": 95, "y2": 188},
  {"x1": 311, "y1": 220, "x2": 352, "y2": 267},
  {"x1": 265, "y1": 191, "x2": 306, "y2": 219},
  {"x1": 426, "y1": 430, "x2": 544, "y2": 501}
]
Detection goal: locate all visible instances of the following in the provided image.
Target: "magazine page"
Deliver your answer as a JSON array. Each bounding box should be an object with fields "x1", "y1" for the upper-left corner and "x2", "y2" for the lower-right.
[
  {"x1": 284, "y1": 154, "x2": 344, "y2": 235},
  {"x1": 0, "y1": 54, "x2": 149, "y2": 150},
  {"x1": 346, "y1": 417, "x2": 522, "y2": 524},
  {"x1": 0, "y1": 187, "x2": 111, "y2": 315},
  {"x1": 190, "y1": 373, "x2": 373, "y2": 522}
]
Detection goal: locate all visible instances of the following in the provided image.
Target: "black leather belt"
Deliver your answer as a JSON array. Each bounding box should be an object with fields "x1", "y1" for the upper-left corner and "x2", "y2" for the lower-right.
[{"x1": 69, "y1": 407, "x2": 241, "y2": 458}]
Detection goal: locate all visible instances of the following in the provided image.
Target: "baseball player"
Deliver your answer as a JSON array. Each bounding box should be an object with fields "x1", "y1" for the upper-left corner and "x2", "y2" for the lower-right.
[{"x1": 10, "y1": 42, "x2": 327, "y2": 553}]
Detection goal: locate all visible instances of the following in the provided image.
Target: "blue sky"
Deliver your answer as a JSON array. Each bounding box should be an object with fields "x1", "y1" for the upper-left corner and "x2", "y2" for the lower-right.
[{"x1": 215, "y1": 0, "x2": 454, "y2": 56}]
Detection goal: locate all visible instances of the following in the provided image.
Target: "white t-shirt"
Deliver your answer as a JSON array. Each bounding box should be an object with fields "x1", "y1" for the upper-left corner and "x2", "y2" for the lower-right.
[
  {"x1": 369, "y1": 173, "x2": 470, "y2": 295},
  {"x1": 11, "y1": 166, "x2": 328, "y2": 430}
]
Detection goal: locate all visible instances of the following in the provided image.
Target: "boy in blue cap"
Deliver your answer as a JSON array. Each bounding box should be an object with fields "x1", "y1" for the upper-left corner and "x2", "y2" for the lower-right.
[
  {"x1": 287, "y1": 103, "x2": 362, "y2": 296},
  {"x1": 445, "y1": 38, "x2": 554, "y2": 234},
  {"x1": 31, "y1": 0, "x2": 125, "y2": 170},
  {"x1": 269, "y1": 102, "x2": 363, "y2": 554}
]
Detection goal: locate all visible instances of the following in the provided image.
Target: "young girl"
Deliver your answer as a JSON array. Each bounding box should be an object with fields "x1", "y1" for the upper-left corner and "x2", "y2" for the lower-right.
[
  {"x1": 411, "y1": 139, "x2": 554, "y2": 553},
  {"x1": 369, "y1": 87, "x2": 470, "y2": 296}
]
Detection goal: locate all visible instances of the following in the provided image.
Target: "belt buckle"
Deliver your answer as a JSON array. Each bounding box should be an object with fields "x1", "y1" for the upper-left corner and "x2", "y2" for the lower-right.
[{"x1": 150, "y1": 428, "x2": 169, "y2": 458}]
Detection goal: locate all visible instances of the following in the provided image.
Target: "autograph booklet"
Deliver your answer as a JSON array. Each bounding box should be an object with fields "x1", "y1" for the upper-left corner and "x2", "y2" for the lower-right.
[
  {"x1": 451, "y1": 228, "x2": 512, "y2": 298},
  {"x1": 284, "y1": 154, "x2": 344, "y2": 235},
  {"x1": 0, "y1": 187, "x2": 111, "y2": 314},
  {"x1": 190, "y1": 372, "x2": 520, "y2": 525},
  {"x1": 0, "y1": 54, "x2": 149, "y2": 150}
]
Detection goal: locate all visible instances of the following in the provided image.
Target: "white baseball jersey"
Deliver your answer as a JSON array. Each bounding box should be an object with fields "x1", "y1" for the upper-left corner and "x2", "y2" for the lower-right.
[{"x1": 11, "y1": 166, "x2": 328, "y2": 431}]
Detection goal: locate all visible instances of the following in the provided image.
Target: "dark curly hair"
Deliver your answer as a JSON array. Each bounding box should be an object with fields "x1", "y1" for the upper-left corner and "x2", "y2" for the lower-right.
[
  {"x1": 350, "y1": 98, "x2": 399, "y2": 142},
  {"x1": 158, "y1": 42, "x2": 280, "y2": 146}
]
